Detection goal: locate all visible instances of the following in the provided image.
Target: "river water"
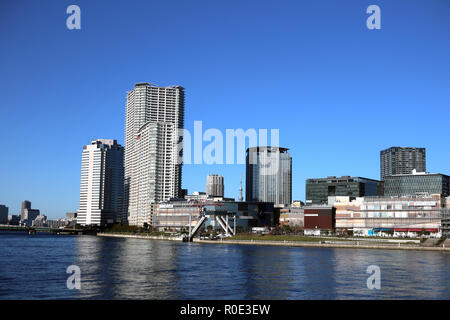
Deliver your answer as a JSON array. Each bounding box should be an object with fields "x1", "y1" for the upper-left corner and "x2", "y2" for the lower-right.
[{"x1": 0, "y1": 232, "x2": 448, "y2": 299}]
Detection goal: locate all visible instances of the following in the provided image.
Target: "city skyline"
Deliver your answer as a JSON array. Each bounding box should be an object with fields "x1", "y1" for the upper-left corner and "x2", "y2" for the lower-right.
[{"x1": 1, "y1": 0, "x2": 450, "y2": 218}]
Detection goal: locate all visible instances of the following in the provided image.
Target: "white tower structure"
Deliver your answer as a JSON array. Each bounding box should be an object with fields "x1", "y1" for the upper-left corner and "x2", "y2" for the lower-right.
[
  {"x1": 78, "y1": 139, "x2": 124, "y2": 226},
  {"x1": 124, "y1": 83, "x2": 185, "y2": 226}
]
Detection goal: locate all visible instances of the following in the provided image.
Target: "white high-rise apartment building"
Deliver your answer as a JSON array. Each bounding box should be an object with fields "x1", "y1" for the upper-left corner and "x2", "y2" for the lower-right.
[
  {"x1": 206, "y1": 174, "x2": 224, "y2": 197},
  {"x1": 124, "y1": 83, "x2": 184, "y2": 226},
  {"x1": 78, "y1": 139, "x2": 124, "y2": 226}
]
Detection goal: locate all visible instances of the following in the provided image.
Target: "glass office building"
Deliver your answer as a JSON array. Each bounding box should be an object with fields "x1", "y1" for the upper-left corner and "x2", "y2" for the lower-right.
[
  {"x1": 306, "y1": 176, "x2": 382, "y2": 205},
  {"x1": 246, "y1": 146, "x2": 292, "y2": 206},
  {"x1": 383, "y1": 172, "x2": 450, "y2": 197}
]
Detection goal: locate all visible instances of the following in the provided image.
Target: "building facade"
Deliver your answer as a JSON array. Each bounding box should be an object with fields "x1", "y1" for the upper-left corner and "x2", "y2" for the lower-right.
[
  {"x1": 125, "y1": 83, "x2": 184, "y2": 226},
  {"x1": 153, "y1": 199, "x2": 278, "y2": 232},
  {"x1": 380, "y1": 147, "x2": 426, "y2": 180},
  {"x1": 383, "y1": 171, "x2": 450, "y2": 198},
  {"x1": 0, "y1": 205, "x2": 8, "y2": 224},
  {"x1": 246, "y1": 146, "x2": 292, "y2": 207},
  {"x1": 8, "y1": 215, "x2": 20, "y2": 225},
  {"x1": 19, "y1": 201, "x2": 40, "y2": 226},
  {"x1": 306, "y1": 176, "x2": 382, "y2": 205},
  {"x1": 206, "y1": 174, "x2": 224, "y2": 197},
  {"x1": 332, "y1": 195, "x2": 444, "y2": 237},
  {"x1": 77, "y1": 139, "x2": 124, "y2": 226},
  {"x1": 65, "y1": 212, "x2": 77, "y2": 227},
  {"x1": 21, "y1": 200, "x2": 31, "y2": 220},
  {"x1": 303, "y1": 206, "x2": 335, "y2": 235},
  {"x1": 279, "y1": 206, "x2": 304, "y2": 227}
]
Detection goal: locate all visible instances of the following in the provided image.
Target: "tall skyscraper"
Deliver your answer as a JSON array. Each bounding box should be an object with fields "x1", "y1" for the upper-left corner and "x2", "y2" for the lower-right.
[
  {"x1": 380, "y1": 147, "x2": 426, "y2": 180},
  {"x1": 77, "y1": 139, "x2": 124, "y2": 226},
  {"x1": 125, "y1": 83, "x2": 185, "y2": 226},
  {"x1": 246, "y1": 146, "x2": 292, "y2": 207},
  {"x1": 206, "y1": 174, "x2": 224, "y2": 197}
]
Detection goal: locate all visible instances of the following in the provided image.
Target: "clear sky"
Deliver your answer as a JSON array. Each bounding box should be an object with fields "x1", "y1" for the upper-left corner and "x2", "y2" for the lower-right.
[{"x1": 1, "y1": 0, "x2": 450, "y2": 218}]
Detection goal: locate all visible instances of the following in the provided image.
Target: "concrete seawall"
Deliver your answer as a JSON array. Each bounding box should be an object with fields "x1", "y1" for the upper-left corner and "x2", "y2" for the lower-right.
[
  {"x1": 195, "y1": 239, "x2": 450, "y2": 252},
  {"x1": 98, "y1": 233, "x2": 184, "y2": 241},
  {"x1": 97, "y1": 233, "x2": 450, "y2": 252}
]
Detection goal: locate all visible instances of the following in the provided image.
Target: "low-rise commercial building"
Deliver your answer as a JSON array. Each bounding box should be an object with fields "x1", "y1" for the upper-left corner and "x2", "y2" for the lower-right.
[
  {"x1": 332, "y1": 194, "x2": 444, "y2": 237},
  {"x1": 153, "y1": 199, "x2": 278, "y2": 233},
  {"x1": 303, "y1": 206, "x2": 335, "y2": 235},
  {"x1": 383, "y1": 170, "x2": 450, "y2": 198},
  {"x1": 279, "y1": 206, "x2": 304, "y2": 227}
]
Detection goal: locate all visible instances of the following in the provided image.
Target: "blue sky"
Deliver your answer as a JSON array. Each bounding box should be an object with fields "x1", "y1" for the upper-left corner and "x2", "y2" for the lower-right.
[{"x1": 1, "y1": 0, "x2": 450, "y2": 218}]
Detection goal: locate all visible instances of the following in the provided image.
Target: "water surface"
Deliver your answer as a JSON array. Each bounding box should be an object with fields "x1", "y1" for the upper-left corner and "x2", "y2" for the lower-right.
[{"x1": 0, "y1": 232, "x2": 448, "y2": 299}]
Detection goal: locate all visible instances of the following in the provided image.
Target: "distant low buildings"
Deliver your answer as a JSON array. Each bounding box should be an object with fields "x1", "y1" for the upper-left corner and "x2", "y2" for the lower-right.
[
  {"x1": 184, "y1": 190, "x2": 234, "y2": 202},
  {"x1": 19, "y1": 201, "x2": 40, "y2": 226},
  {"x1": 32, "y1": 215, "x2": 66, "y2": 228},
  {"x1": 32, "y1": 215, "x2": 47, "y2": 227},
  {"x1": 65, "y1": 212, "x2": 77, "y2": 227},
  {"x1": 46, "y1": 218, "x2": 66, "y2": 229},
  {"x1": 8, "y1": 215, "x2": 20, "y2": 225}
]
